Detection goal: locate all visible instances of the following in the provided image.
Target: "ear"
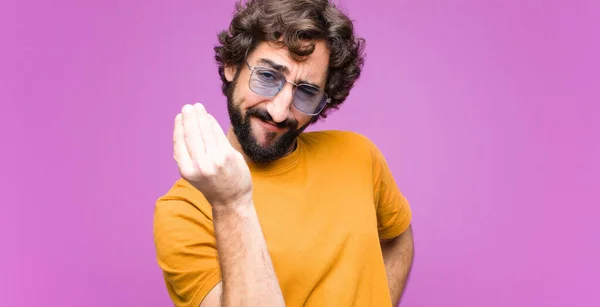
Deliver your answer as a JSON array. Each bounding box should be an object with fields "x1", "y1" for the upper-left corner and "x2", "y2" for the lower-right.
[{"x1": 224, "y1": 64, "x2": 238, "y2": 82}]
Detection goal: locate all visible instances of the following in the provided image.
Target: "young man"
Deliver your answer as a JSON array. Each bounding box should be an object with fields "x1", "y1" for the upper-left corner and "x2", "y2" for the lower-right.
[{"x1": 153, "y1": 1, "x2": 415, "y2": 306}]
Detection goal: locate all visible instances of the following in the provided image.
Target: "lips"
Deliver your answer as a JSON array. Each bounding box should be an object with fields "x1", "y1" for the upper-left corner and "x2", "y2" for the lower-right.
[{"x1": 256, "y1": 117, "x2": 284, "y2": 132}]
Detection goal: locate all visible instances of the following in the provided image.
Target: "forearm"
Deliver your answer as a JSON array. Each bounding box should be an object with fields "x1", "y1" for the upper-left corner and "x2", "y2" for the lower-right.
[
  {"x1": 381, "y1": 226, "x2": 414, "y2": 306},
  {"x1": 212, "y1": 197, "x2": 285, "y2": 307}
]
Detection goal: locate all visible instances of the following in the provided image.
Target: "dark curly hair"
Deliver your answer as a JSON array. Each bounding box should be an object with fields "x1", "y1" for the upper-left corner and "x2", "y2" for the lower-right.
[{"x1": 214, "y1": 0, "x2": 366, "y2": 121}]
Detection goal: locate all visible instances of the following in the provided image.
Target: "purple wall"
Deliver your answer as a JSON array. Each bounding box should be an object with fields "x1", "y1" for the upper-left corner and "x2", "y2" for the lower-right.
[{"x1": 1, "y1": 0, "x2": 598, "y2": 306}]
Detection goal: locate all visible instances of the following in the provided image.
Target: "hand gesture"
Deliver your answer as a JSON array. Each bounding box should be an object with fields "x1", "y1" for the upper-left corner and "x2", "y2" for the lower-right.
[{"x1": 173, "y1": 103, "x2": 253, "y2": 207}]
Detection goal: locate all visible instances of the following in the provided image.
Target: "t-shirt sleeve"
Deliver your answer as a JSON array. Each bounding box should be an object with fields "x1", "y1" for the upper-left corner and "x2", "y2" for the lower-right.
[
  {"x1": 153, "y1": 179, "x2": 221, "y2": 307},
  {"x1": 367, "y1": 137, "x2": 413, "y2": 240}
]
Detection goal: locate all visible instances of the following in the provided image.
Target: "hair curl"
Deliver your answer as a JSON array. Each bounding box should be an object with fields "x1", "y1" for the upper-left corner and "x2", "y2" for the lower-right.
[{"x1": 214, "y1": 0, "x2": 366, "y2": 121}]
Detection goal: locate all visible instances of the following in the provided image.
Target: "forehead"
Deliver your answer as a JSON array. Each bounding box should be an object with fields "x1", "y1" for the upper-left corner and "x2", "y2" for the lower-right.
[{"x1": 248, "y1": 40, "x2": 330, "y2": 86}]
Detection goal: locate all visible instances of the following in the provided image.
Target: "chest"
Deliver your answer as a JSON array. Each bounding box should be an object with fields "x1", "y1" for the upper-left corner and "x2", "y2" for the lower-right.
[{"x1": 251, "y1": 167, "x2": 381, "y2": 291}]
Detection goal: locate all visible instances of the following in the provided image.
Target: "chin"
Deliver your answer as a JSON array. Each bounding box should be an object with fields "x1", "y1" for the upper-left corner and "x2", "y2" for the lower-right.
[{"x1": 251, "y1": 119, "x2": 282, "y2": 143}]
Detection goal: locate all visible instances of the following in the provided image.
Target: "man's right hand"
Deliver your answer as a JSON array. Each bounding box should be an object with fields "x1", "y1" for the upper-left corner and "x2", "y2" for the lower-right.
[
  {"x1": 173, "y1": 103, "x2": 253, "y2": 207},
  {"x1": 173, "y1": 103, "x2": 285, "y2": 307}
]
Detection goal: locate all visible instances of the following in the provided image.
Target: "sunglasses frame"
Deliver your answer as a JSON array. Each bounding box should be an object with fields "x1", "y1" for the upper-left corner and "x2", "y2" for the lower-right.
[{"x1": 244, "y1": 59, "x2": 331, "y2": 116}]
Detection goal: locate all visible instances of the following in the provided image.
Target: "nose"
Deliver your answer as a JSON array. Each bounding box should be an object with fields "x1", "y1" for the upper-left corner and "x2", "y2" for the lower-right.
[{"x1": 265, "y1": 83, "x2": 294, "y2": 123}]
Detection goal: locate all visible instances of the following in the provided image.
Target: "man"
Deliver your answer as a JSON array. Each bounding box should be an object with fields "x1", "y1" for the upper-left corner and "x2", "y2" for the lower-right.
[{"x1": 153, "y1": 0, "x2": 414, "y2": 306}]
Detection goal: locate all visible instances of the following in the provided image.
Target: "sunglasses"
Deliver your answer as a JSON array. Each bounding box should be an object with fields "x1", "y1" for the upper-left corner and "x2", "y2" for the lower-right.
[{"x1": 245, "y1": 60, "x2": 331, "y2": 116}]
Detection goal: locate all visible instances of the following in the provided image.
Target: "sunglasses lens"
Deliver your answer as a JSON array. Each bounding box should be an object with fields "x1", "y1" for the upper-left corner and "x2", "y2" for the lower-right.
[
  {"x1": 249, "y1": 67, "x2": 328, "y2": 115},
  {"x1": 293, "y1": 85, "x2": 327, "y2": 115},
  {"x1": 250, "y1": 68, "x2": 282, "y2": 97}
]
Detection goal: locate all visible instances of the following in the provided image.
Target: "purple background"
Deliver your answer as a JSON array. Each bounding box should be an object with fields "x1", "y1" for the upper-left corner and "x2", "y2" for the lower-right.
[{"x1": 1, "y1": 0, "x2": 598, "y2": 306}]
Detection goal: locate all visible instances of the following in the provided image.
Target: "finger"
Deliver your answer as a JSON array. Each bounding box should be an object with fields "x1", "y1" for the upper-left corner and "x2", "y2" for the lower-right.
[
  {"x1": 207, "y1": 113, "x2": 229, "y2": 152},
  {"x1": 173, "y1": 113, "x2": 195, "y2": 172},
  {"x1": 181, "y1": 104, "x2": 207, "y2": 165},
  {"x1": 194, "y1": 103, "x2": 218, "y2": 158}
]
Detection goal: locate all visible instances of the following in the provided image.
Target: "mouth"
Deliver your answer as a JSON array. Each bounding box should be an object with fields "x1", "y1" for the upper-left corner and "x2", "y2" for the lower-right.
[{"x1": 255, "y1": 117, "x2": 285, "y2": 132}]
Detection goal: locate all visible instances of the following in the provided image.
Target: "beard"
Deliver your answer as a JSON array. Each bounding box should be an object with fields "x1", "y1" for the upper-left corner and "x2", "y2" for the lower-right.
[{"x1": 226, "y1": 76, "x2": 311, "y2": 163}]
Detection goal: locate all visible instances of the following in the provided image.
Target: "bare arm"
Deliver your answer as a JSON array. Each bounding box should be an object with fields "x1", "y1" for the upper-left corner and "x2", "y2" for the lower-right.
[
  {"x1": 199, "y1": 196, "x2": 285, "y2": 307},
  {"x1": 380, "y1": 225, "x2": 414, "y2": 306},
  {"x1": 172, "y1": 103, "x2": 284, "y2": 307}
]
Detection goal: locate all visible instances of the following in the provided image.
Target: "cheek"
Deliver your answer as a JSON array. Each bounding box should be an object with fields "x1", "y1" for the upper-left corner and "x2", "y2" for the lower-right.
[
  {"x1": 234, "y1": 81, "x2": 264, "y2": 110},
  {"x1": 244, "y1": 93, "x2": 265, "y2": 110},
  {"x1": 291, "y1": 109, "x2": 314, "y2": 127}
]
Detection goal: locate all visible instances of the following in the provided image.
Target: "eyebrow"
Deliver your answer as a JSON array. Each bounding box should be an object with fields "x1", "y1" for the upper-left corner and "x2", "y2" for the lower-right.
[{"x1": 256, "y1": 58, "x2": 322, "y2": 89}]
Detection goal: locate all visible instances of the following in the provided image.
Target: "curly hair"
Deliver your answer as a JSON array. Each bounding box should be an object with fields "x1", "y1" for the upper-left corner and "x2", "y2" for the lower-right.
[{"x1": 214, "y1": 0, "x2": 366, "y2": 121}]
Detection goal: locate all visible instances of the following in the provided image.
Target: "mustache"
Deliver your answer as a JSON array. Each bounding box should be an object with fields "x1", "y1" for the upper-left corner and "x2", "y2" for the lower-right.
[{"x1": 246, "y1": 107, "x2": 298, "y2": 130}]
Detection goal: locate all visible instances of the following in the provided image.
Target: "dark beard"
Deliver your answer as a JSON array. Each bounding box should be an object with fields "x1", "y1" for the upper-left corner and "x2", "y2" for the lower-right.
[{"x1": 226, "y1": 79, "x2": 311, "y2": 163}]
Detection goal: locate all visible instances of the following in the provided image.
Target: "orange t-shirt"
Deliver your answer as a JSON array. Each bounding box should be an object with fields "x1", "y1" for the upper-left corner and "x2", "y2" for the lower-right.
[{"x1": 153, "y1": 130, "x2": 412, "y2": 307}]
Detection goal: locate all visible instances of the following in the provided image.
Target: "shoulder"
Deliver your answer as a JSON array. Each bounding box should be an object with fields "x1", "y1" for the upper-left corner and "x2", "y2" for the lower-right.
[
  {"x1": 299, "y1": 129, "x2": 382, "y2": 158},
  {"x1": 299, "y1": 129, "x2": 378, "y2": 150},
  {"x1": 153, "y1": 178, "x2": 213, "y2": 230}
]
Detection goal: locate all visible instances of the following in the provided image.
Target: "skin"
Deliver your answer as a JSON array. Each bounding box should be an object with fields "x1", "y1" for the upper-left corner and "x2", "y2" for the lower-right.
[
  {"x1": 224, "y1": 40, "x2": 330, "y2": 160},
  {"x1": 173, "y1": 40, "x2": 414, "y2": 307},
  {"x1": 381, "y1": 225, "x2": 415, "y2": 306}
]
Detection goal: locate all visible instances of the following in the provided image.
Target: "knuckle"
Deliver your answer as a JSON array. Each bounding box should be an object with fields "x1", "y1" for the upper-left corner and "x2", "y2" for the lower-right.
[
  {"x1": 200, "y1": 164, "x2": 216, "y2": 177},
  {"x1": 224, "y1": 150, "x2": 237, "y2": 161},
  {"x1": 213, "y1": 156, "x2": 226, "y2": 169}
]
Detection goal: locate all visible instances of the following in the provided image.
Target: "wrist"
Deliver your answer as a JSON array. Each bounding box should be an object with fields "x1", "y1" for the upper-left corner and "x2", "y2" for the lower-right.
[{"x1": 212, "y1": 193, "x2": 254, "y2": 215}]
